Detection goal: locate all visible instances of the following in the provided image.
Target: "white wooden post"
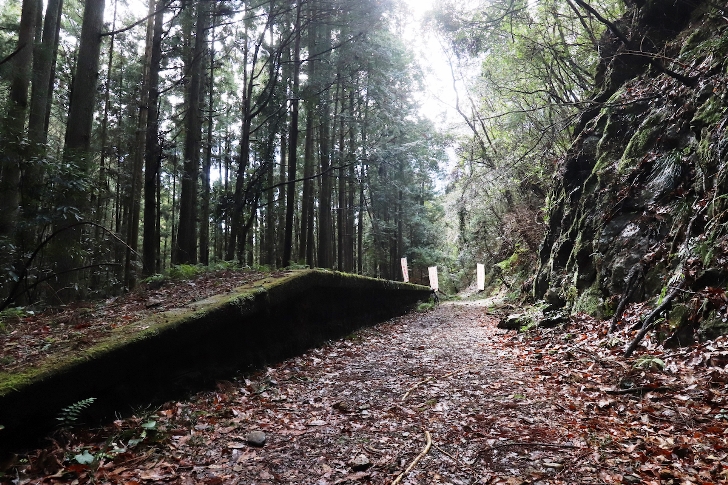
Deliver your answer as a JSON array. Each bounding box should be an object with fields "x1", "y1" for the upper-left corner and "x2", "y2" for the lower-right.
[
  {"x1": 428, "y1": 266, "x2": 439, "y2": 292},
  {"x1": 477, "y1": 263, "x2": 485, "y2": 291},
  {"x1": 401, "y1": 257, "x2": 409, "y2": 283}
]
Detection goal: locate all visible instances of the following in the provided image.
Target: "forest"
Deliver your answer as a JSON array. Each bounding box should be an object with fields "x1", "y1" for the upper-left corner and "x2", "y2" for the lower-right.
[
  {"x1": 0, "y1": 0, "x2": 650, "y2": 307},
  {"x1": 4, "y1": 0, "x2": 728, "y2": 482},
  {"x1": 0, "y1": 0, "x2": 452, "y2": 307},
  {"x1": 3, "y1": 0, "x2": 728, "y2": 347}
]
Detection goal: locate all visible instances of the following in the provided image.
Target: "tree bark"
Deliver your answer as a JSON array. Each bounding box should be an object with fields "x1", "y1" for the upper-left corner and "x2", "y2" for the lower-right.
[
  {"x1": 20, "y1": 0, "x2": 63, "y2": 258},
  {"x1": 51, "y1": 0, "x2": 105, "y2": 300},
  {"x1": 1, "y1": 0, "x2": 39, "y2": 247},
  {"x1": 337, "y1": 78, "x2": 346, "y2": 271},
  {"x1": 282, "y1": 2, "x2": 302, "y2": 268},
  {"x1": 346, "y1": 88, "x2": 356, "y2": 272},
  {"x1": 316, "y1": 18, "x2": 333, "y2": 269},
  {"x1": 124, "y1": 0, "x2": 157, "y2": 288},
  {"x1": 277, "y1": 122, "x2": 287, "y2": 267},
  {"x1": 64, "y1": 0, "x2": 105, "y2": 158},
  {"x1": 175, "y1": 0, "x2": 207, "y2": 265},
  {"x1": 142, "y1": 0, "x2": 165, "y2": 276},
  {"x1": 200, "y1": 8, "x2": 216, "y2": 267},
  {"x1": 299, "y1": 0, "x2": 317, "y2": 267},
  {"x1": 28, "y1": 0, "x2": 61, "y2": 148}
]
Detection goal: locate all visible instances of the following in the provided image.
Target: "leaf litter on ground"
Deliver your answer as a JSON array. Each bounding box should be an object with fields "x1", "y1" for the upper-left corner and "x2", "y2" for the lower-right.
[{"x1": 2, "y1": 299, "x2": 728, "y2": 484}]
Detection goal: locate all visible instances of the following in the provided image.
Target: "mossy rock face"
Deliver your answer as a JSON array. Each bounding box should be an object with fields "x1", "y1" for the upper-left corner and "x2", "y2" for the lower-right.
[
  {"x1": 669, "y1": 304, "x2": 691, "y2": 329},
  {"x1": 0, "y1": 270, "x2": 430, "y2": 454},
  {"x1": 497, "y1": 313, "x2": 534, "y2": 331},
  {"x1": 535, "y1": 1, "x2": 728, "y2": 341},
  {"x1": 572, "y1": 284, "x2": 608, "y2": 319},
  {"x1": 699, "y1": 310, "x2": 728, "y2": 342}
]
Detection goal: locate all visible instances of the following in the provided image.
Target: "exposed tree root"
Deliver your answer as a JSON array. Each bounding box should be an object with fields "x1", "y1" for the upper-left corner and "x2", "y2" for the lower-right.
[
  {"x1": 605, "y1": 386, "x2": 671, "y2": 395},
  {"x1": 492, "y1": 442, "x2": 582, "y2": 450},
  {"x1": 391, "y1": 430, "x2": 432, "y2": 485},
  {"x1": 624, "y1": 280, "x2": 686, "y2": 357}
]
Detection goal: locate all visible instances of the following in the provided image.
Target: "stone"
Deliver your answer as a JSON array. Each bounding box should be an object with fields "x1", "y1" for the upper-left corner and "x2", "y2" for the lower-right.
[
  {"x1": 664, "y1": 322, "x2": 696, "y2": 349},
  {"x1": 246, "y1": 430, "x2": 267, "y2": 447},
  {"x1": 539, "y1": 311, "x2": 568, "y2": 328},
  {"x1": 544, "y1": 288, "x2": 565, "y2": 309},
  {"x1": 498, "y1": 314, "x2": 529, "y2": 330},
  {"x1": 348, "y1": 454, "x2": 371, "y2": 471},
  {"x1": 694, "y1": 268, "x2": 728, "y2": 289},
  {"x1": 698, "y1": 310, "x2": 728, "y2": 341},
  {"x1": 332, "y1": 401, "x2": 353, "y2": 413}
]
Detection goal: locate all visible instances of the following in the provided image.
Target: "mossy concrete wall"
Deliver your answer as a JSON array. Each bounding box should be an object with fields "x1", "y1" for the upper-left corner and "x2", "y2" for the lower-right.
[{"x1": 0, "y1": 270, "x2": 430, "y2": 454}]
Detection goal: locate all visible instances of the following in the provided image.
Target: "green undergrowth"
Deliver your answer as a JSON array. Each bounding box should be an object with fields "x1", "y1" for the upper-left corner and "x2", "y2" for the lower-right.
[{"x1": 142, "y1": 261, "x2": 255, "y2": 287}]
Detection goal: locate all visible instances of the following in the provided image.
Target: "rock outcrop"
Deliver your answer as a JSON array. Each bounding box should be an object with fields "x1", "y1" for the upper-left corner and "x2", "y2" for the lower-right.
[{"x1": 536, "y1": 0, "x2": 728, "y2": 341}]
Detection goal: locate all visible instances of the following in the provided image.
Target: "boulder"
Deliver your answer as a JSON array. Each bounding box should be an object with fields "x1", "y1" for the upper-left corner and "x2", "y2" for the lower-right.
[
  {"x1": 246, "y1": 430, "x2": 267, "y2": 447},
  {"x1": 498, "y1": 314, "x2": 531, "y2": 331}
]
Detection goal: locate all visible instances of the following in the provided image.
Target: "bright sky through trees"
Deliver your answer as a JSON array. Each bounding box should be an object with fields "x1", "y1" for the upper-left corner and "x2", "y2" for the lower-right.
[{"x1": 401, "y1": 0, "x2": 461, "y2": 126}]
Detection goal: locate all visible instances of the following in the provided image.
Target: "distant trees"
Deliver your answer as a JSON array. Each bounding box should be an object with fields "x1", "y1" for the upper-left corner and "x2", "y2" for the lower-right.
[
  {"x1": 430, "y1": 0, "x2": 622, "y2": 283},
  {"x1": 0, "y1": 0, "x2": 445, "y2": 306}
]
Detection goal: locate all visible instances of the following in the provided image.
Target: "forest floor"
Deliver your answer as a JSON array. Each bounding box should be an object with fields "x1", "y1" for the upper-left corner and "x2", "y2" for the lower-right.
[{"x1": 2, "y1": 293, "x2": 728, "y2": 484}]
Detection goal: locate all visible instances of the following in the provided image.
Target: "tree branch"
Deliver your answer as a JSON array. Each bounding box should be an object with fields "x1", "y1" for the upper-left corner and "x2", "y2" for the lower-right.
[
  {"x1": 571, "y1": 0, "x2": 698, "y2": 87},
  {"x1": 0, "y1": 43, "x2": 26, "y2": 67},
  {"x1": 1, "y1": 222, "x2": 134, "y2": 312},
  {"x1": 100, "y1": 0, "x2": 173, "y2": 38}
]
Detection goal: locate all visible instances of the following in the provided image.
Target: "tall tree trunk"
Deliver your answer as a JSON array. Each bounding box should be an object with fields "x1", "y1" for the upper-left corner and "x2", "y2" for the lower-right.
[
  {"x1": 64, "y1": 0, "x2": 105, "y2": 159},
  {"x1": 299, "y1": 1, "x2": 317, "y2": 267},
  {"x1": 345, "y1": 88, "x2": 356, "y2": 272},
  {"x1": 29, "y1": 0, "x2": 61, "y2": 139},
  {"x1": 358, "y1": 84, "x2": 368, "y2": 275},
  {"x1": 316, "y1": 19, "x2": 333, "y2": 269},
  {"x1": 337, "y1": 78, "x2": 347, "y2": 271},
  {"x1": 175, "y1": 0, "x2": 207, "y2": 265},
  {"x1": 357, "y1": 164, "x2": 364, "y2": 274},
  {"x1": 96, "y1": 0, "x2": 117, "y2": 234},
  {"x1": 22, "y1": 0, "x2": 63, "y2": 253},
  {"x1": 277, "y1": 123, "x2": 287, "y2": 267},
  {"x1": 282, "y1": 2, "x2": 302, "y2": 268},
  {"x1": 52, "y1": 0, "x2": 105, "y2": 300},
  {"x1": 125, "y1": 0, "x2": 156, "y2": 288},
  {"x1": 225, "y1": 15, "x2": 251, "y2": 262},
  {"x1": 200, "y1": 8, "x2": 216, "y2": 266},
  {"x1": 169, "y1": 153, "x2": 178, "y2": 265},
  {"x1": 0, "y1": 0, "x2": 39, "y2": 250},
  {"x1": 27, "y1": 0, "x2": 61, "y2": 146},
  {"x1": 299, "y1": 110, "x2": 314, "y2": 266},
  {"x1": 264, "y1": 157, "x2": 276, "y2": 266},
  {"x1": 142, "y1": 0, "x2": 164, "y2": 276}
]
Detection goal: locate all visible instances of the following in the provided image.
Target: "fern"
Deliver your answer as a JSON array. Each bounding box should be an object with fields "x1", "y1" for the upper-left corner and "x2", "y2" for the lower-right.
[{"x1": 56, "y1": 397, "x2": 96, "y2": 427}]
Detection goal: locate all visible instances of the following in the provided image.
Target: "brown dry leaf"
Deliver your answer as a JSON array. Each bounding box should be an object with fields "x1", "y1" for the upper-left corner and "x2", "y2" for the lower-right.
[{"x1": 138, "y1": 470, "x2": 168, "y2": 481}]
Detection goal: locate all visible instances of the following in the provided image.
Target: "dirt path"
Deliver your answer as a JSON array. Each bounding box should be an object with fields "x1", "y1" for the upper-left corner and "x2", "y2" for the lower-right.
[
  {"x1": 6, "y1": 302, "x2": 728, "y2": 484},
  {"x1": 136, "y1": 302, "x2": 582, "y2": 484}
]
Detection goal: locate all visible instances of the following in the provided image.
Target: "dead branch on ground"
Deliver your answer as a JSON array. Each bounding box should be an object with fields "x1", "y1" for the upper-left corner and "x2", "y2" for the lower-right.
[{"x1": 391, "y1": 430, "x2": 432, "y2": 485}]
